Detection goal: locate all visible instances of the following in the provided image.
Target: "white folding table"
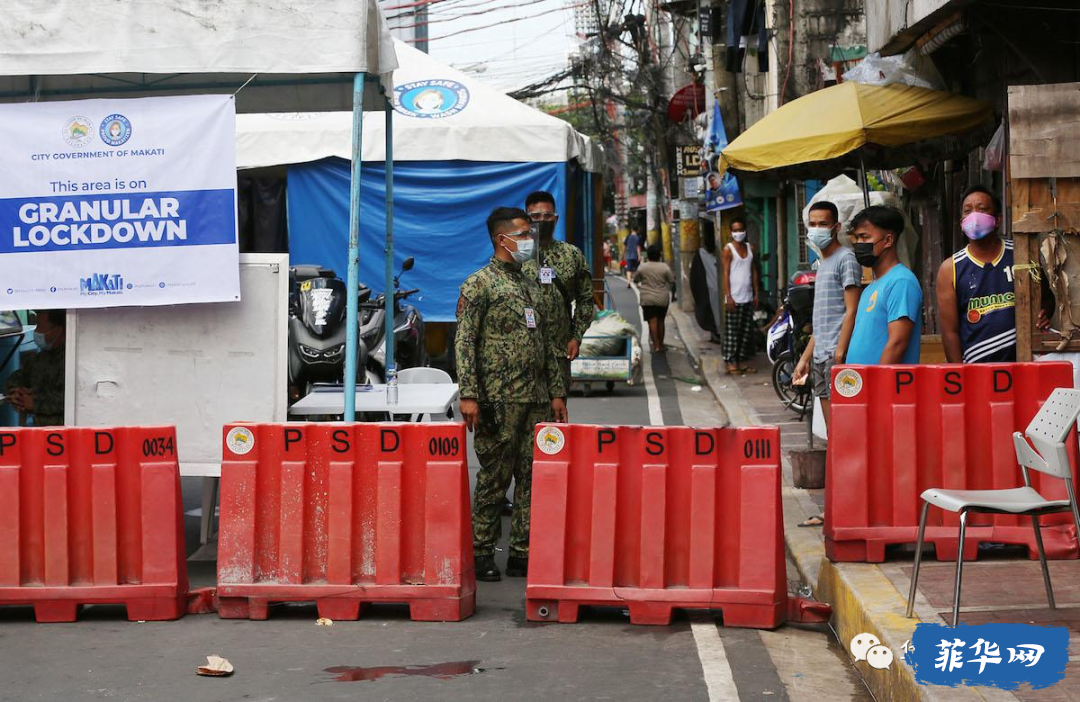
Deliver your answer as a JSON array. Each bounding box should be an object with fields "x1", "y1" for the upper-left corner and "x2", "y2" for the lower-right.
[{"x1": 288, "y1": 383, "x2": 459, "y2": 419}]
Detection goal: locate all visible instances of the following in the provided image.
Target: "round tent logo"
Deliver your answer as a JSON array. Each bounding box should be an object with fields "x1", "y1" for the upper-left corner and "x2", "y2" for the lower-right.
[
  {"x1": 99, "y1": 114, "x2": 132, "y2": 147},
  {"x1": 226, "y1": 427, "x2": 256, "y2": 455},
  {"x1": 536, "y1": 426, "x2": 566, "y2": 455},
  {"x1": 834, "y1": 369, "x2": 864, "y2": 398},
  {"x1": 62, "y1": 115, "x2": 94, "y2": 148},
  {"x1": 394, "y1": 80, "x2": 470, "y2": 119}
]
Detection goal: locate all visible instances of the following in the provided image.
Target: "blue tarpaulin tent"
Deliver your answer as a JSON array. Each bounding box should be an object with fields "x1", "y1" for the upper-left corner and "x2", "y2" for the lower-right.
[{"x1": 235, "y1": 40, "x2": 603, "y2": 323}]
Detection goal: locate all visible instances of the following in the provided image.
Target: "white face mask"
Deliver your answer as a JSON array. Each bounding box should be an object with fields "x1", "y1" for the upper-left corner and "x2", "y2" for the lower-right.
[
  {"x1": 732, "y1": 230, "x2": 747, "y2": 243},
  {"x1": 503, "y1": 236, "x2": 535, "y2": 263}
]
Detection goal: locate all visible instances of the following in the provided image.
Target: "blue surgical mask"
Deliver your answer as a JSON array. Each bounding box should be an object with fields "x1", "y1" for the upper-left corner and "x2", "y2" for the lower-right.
[
  {"x1": 507, "y1": 237, "x2": 535, "y2": 263},
  {"x1": 807, "y1": 226, "x2": 834, "y2": 252},
  {"x1": 34, "y1": 331, "x2": 51, "y2": 351}
]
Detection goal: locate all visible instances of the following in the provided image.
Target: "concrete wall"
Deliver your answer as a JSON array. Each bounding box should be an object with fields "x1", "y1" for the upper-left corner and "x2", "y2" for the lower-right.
[
  {"x1": 772, "y1": 0, "x2": 866, "y2": 102},
  {"x1": 865, "y1": 0, "x2": 953, "y2": 53}
]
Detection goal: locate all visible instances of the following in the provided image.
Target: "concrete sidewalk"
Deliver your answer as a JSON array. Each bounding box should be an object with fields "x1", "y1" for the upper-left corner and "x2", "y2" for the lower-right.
[{"x1": 671, "y1": 306, "x2": 1078, "y2": 702}]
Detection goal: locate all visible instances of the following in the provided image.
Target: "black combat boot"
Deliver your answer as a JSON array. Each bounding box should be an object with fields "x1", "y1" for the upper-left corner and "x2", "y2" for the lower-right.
[
  {"x1": 475, "y1": 554, "x2": 501, "y2": 582},
  {"x1": 505, "y1": 555, "x2": 528, "y2": 577}
]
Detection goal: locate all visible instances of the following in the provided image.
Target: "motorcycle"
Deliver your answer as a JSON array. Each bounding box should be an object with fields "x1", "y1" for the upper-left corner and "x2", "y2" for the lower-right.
[
  {"x1": 769, "y1": 270, "x2": 816, "y2": 415},
  {"x1": 287, "y1": 265, "x2": 372, "y2": 402},
  {"x1": 358, "y1": 256, "x2": 427, "y2": 383}
]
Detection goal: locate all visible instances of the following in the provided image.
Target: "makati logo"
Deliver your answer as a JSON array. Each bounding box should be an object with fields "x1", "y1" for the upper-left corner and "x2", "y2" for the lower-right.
[
  {"x1": 80, "y1": 273, "x2": 125, "y2": 295},
  {"x1": 62, "y1": 115, "x2": 94, "y2": 148},
  {"x1": 99, "y1": 114, "x2": 132, "y2": 147}
]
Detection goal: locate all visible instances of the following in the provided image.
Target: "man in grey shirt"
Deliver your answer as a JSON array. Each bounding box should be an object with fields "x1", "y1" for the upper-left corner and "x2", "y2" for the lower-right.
[{"x1": 793, "y1": 200, "x2": 862, "y2": 426}]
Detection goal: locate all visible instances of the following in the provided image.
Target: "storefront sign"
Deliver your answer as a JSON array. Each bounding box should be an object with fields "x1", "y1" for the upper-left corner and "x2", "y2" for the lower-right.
[
  {"x1": 676, "y1": 145, "x2": 702, "y2": 178},
  {"x1": 0, "y1": 95, "x2": 239, "y2": 309}
]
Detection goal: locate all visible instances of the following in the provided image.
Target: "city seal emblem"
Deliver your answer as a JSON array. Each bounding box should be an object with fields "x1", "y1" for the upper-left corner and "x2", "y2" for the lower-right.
[
  {"x1": 834, "y1": 369, "x2": 864, "y2": 398},
  {"x1": 226, "y1": 426, "x2": 256, "y2": 455},
  {"x1": 536, "y1": 426, "x2": 566, "y2": 455},
  {"x1": 62, "y1": 115, "x2": 94, "y2": 148}
]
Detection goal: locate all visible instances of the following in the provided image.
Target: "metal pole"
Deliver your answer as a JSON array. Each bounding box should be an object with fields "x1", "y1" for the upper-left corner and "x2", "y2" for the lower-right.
[
  {"x1": 583, "y1": 172, "x2": 594, "y2": 269},
  {"x1": 859, "y1": 153, "x2": 871, "y2": 208},
  {"x1": 384, "y1": 96, "x2": 396, "y2": 375},
  {"x1": 344, "y1": 72, "x2": 367, "y2": 421}
]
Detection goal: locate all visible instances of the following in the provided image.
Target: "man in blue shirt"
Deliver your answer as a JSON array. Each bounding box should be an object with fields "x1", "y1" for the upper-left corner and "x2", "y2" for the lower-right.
[{"x1": 847, "y1": 206, "x2": 922, "y2": 365}]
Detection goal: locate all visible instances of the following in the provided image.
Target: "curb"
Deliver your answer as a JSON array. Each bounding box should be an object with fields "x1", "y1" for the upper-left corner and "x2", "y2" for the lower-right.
[{"x1": 669, "y1": 307, "x2": 1011, "y2": 702}]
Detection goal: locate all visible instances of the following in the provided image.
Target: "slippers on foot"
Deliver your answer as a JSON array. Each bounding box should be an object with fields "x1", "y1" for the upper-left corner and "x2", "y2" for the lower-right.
[{"x1": 798, "y1": 515, "x2": 825, "y2": 527}]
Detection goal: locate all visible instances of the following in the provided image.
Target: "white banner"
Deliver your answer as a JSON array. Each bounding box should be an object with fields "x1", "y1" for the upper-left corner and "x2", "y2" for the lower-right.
[{"x1": 0, "y1": 95, "x2": 239, "y2": 309}]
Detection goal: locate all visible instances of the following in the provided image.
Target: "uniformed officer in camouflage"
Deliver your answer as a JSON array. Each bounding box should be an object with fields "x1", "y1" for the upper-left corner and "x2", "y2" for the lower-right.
[
  {"x1": 456, "y1": 207, "x2": 568, "y2": 582},
  {"x1": 5, "y1": 309, "x2": 66, "y2": 426},
  {"x1": 523, "y1": 191, "x2": 594, "y2": 397}
]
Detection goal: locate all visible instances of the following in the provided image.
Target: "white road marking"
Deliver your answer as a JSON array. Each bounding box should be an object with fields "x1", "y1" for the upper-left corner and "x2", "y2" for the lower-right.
[
  {"x1": 631, "y1": 282, "x2": 664, "y2": 427},
  {"x1": 631, "y1": 280, "x2": 737, "y2": 701},
  {"x1": 691, "y1": 617, "x2": 742, "y2": 701}
]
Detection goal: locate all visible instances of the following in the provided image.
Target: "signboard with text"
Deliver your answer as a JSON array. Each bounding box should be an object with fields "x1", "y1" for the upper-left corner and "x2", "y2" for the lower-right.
[{"x1": 0, "y1": 95, "x2": 239, "y2": 309}]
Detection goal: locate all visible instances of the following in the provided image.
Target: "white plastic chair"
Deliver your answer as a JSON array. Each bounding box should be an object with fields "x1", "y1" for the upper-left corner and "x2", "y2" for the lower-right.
[
  {"x1": 396, "y1": 366, "x2": 454, "y2": 422},
  {"x1": 906, "y1": 388, "x2": 1080, "y2": 626}
]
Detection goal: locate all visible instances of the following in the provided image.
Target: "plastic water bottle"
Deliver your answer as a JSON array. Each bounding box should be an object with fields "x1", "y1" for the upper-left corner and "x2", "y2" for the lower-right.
[{"x1": 386, "y1": 367, "x2": 399, "y2": 405}]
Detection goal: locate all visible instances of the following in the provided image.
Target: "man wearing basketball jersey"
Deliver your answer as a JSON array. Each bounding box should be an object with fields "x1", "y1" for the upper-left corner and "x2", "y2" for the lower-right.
[{"x1": 937, "y1": 185, "x2": 1051, "y2": 363}]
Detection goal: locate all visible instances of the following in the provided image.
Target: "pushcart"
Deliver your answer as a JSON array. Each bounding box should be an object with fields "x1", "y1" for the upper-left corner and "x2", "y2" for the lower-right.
[{"x1": 571, "y1": 334, "x2": 632, "y2": 397}]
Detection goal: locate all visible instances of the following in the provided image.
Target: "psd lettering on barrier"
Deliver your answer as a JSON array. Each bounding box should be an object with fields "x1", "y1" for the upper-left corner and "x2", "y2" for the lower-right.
[
  {"x1": 216, "y1": 422, "x2": 475, "y2": 622},
  {"x1": 0, "y1": 95, "x2": 240, "y2": 309},
  {"x1": 825, "y1": 363, "x2": 1079, "y2": 563}
]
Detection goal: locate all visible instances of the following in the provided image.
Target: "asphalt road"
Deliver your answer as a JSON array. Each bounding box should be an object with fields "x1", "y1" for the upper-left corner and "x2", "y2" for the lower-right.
[{"x1": 0, "y1": 275, "x2": 870, "y2": 702}]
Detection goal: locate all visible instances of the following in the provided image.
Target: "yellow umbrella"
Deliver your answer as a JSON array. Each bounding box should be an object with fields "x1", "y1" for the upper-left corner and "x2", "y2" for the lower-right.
[{"x1": 719, "y1": 82, "x2": 994, "y2": 184}]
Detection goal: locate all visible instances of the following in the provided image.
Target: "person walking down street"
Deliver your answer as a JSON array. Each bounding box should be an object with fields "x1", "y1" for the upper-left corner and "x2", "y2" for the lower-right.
[
  {"x1": 5, "y1": 309, "x2": 66, "y2": 426},
  {"x1": 634, "y1": 244, "x2": 676, "y2": 353},
  {"x1": 720, "y1": 218, "x2": 760, "y2": 374},
  {"x1": 847, "y1": 206, "x2": 923, "y2": 365},
  {"x1": 456, "y1": 207, "x2": 568, "y2": 583},
  {"x1": 623, "y1": 226, "x2": 642, "y2": 287},
  {"x1": 936, "y1": 185, "x2": 1053, "y2": 363},
  {"x1": 523, "y1": 190, "x2": 594, "y2": 400},
  {"x1": 793, "y1": 201, "x2": 862, "y2": 426}
]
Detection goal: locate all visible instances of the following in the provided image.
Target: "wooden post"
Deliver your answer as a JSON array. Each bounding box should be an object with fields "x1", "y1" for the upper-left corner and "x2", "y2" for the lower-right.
[{"x1": 1008, "y1": 84, "x2": 1080, "y2": 360}]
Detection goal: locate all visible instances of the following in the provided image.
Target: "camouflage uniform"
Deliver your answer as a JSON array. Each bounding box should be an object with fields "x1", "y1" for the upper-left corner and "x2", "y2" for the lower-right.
[
  {"x1": 456, "y1": 256, "x2": 565, "y2": 558},
  {"x1": 4, "y1": 346, "x2": 65, "y2": 426},
  {"x1": 524, "y1": 239, "x2": 594, "y2": 398}
]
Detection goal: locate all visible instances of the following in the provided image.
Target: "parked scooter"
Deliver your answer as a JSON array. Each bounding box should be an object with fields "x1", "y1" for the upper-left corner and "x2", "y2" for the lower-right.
[
  {"x1": 287, "y1": 265, "x2": 371, "y2": 401},
  {"x1": 358, "y1": 257, "x2": 427, "y2": 383},
  {"x1": 769, "y1": 270, "x2": 816, "y2": 414}
]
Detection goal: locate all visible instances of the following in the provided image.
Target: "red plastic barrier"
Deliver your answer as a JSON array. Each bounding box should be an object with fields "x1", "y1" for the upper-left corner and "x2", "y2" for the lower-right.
[
  {"x1": 216, "y1": 422, "x2": 475, "y2": 621},
  {"x1": 0, "y1": 426, "x2": 187, "y2": 622},
  {"x1": 526, "y1": 424, "x2": 785, "y2": 628},
  {"x1": 826, "y1": 363, "x2": 1079, "y2": 562}
]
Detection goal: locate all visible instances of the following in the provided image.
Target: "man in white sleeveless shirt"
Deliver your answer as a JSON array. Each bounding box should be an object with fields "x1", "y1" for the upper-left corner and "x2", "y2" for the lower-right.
[{"x1": 720, "y1": 217, "x2": 760, "y2": 375}]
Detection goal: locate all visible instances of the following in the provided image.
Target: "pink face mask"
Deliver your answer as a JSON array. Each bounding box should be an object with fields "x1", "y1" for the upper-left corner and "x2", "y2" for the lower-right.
[{"x1": 961, "y1": 211, "x2": 997, "y2": 241}]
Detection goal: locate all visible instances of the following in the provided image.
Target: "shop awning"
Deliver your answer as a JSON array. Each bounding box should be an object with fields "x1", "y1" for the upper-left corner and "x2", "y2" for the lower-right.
[{"x1": 719, "y1": 82, "x2": 994, "y2": 180}]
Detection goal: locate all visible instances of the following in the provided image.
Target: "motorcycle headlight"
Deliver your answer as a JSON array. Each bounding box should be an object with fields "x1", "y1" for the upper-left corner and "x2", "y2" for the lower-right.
[
  {"x1": 324, "y1": 344, "x2": 345, "y2": 359},
  {"x1": 299, "y1": 344, "x2": 321, "y2": 359}
]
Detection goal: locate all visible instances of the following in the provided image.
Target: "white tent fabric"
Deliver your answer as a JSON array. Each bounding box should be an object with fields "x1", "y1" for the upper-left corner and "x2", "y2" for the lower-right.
[
  {"x1": 235, "y1": 40, "x2": 602, "y2": 172},
  {"x1": 0, "y1": 0, "x2": 398, "y2": 111}
]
